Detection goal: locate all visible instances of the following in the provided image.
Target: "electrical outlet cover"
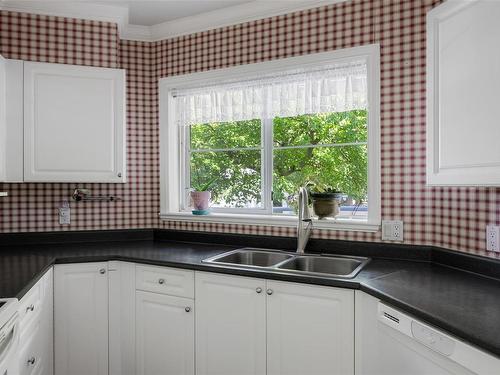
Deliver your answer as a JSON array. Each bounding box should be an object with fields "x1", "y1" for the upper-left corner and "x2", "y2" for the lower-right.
[
  {"x1": 59, "y1": 207, "x2": 70, "y2": 225},
  {"x1": 382, "y1": 220, "x2": 404, "y2": 241},
  {"x1": 486, "y1": 225, "x2": 500, "y2": 252}
]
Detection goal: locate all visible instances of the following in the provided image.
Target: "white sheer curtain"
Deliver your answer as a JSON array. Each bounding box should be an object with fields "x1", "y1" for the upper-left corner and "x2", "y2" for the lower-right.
[{"x1": 174, "y1": 60, "x2": 368, "y2": 126}]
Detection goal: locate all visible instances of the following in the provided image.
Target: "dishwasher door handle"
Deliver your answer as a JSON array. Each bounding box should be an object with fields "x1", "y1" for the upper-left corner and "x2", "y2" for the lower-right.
[
  {"x1": 378, "y1": 302, "x2": 455, "y2": 356},
  {"x1": 378, "y1": 303, "x2": 412, "y2": 336}
]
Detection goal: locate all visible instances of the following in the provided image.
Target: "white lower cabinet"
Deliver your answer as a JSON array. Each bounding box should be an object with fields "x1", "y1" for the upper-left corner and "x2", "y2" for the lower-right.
[
  {"x1": 51, "y1": 262, "x2": 498, "y2": 375},
  {"x1": 109, "y1": 261, "x2": 136, "y2": 375},
  {"x1": 18, "y1": 268, "x2": 53, "y2": 375},
  {"x1": 134, "y1": 264, "x2": 195, "y2": 375},
  {"x1": 53, "y1": 262, "x2": 196, "y2": 375},
  {"x1": 54, "y1": 262, "x2": 109, "y2": 375},
  {"x1": 266, "y1": 281, "x2": 354, "y2": 375},
  {"x1": 195, "y1": 272, "x2": 355, "y2": 375},
  {"x1": 136, "y1": 291, "x2": 194, "y2": 375},
  {"x1": 195, "y1": 272, "x2": 267, "y2": 375}
]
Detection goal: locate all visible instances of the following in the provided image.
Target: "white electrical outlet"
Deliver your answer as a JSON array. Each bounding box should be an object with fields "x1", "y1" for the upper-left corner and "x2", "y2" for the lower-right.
[
  {"x1": 486, "y1": 225, "x2": 500, "y2": 252},
  {"x1": 59, "y1": 200, "x2": 71, "y2": 225},
  {"x1": 382, "y1": 220, "x2": 404, "y2": 241}
]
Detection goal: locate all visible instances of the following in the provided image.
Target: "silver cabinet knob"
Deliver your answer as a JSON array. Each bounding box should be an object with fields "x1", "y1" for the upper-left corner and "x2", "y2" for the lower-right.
[
  {"x1": 185, "y1": 307, "x2": 191, "y2": 312},
  {"x1": 99, "y1": 268, "x2": 106, "y2": 274},
  {"x1": 256, "y1": 287, "x2": 262, "y2": 294},
  {"x1": 266, "y1": 289, "x2": 273, "y2": 295},
  {"x1": 158, "y1": 278, "x2": 165, "y2": 285},
  {"x1": 117, "y1": 172, "x2": 122, "y2": 178},
  {"x1": 26, "y1": 304, "x2": 35, "y2": 312},
  {"x1": 27, "y1": 357, "x2": 36, "y2": 365}
]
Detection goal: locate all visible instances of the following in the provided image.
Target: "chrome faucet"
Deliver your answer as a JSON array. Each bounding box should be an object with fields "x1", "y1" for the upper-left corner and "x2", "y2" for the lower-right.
[{"x1": 297, "y1": 187, "x2": 312, "y2": 254}]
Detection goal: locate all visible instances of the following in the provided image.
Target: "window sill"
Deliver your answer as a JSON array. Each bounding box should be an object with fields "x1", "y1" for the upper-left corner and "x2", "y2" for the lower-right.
[{"x1": 159, "y1": 212, "x2": 380, "y2": 232}]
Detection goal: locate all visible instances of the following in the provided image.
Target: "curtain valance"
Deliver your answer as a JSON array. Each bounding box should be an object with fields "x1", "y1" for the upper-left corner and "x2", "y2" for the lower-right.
[{"x1": 173, "y1": 60, "x2": 368, "y2": 126}]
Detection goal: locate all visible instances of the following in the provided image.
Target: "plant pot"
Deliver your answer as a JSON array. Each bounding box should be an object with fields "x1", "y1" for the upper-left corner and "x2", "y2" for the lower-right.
[
  {"x1": 310, "y1": 192, "x2": 341, "y2": 219},
  {"x1": 190, "y1": 191, "x2": 211, "y2": 211}
]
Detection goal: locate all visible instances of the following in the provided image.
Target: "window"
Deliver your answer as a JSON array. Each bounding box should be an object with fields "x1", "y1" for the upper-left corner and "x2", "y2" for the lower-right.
[
  {"x1": 160, "y1": 45, "x2": 380, "y2": 230},
  {"x1": 188, "y1": 119, "x2": 263, "y2": 210},
  {"x1": 272, "y1": 111, "x2": 368, "y2": 218}
]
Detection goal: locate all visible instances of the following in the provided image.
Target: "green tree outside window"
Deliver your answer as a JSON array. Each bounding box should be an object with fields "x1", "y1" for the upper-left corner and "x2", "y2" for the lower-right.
[{"x1": 189, "y1": 110, "x2": 368, "y2": 212}]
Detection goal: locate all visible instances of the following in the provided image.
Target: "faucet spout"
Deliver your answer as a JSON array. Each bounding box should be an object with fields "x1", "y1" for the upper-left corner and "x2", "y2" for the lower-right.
[{"x1": 297, "y1": 187, "x2": 312, "y2": 254}]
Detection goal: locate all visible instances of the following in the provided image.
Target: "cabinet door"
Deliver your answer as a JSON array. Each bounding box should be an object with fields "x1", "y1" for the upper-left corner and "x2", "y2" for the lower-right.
[
  {"x1": 267, "y1": 281, "x2": 354, "y2": 375},
  {"x1": 0, "y1": 54, "x2": 5, "y2": 181},
  {"x1": 54, "y1": 262, "x2": 109, "y2": 375},
  {"x1": 18, "y1": 268, "x2": 53, "y2": 375},
  {"x1": 136, "y1": 291, "x2": 194, "y2": 375},
  {"x1": 40, "y1": 267, "x2": 54, "y2": 375},
  {"x1": 23, "y1": 61, "x2": 125, "y2": 182},
  {"x1": 427, "y1": 1, "x2": 500, "y2": 185},
  {"x1": 195, "y1": 272, "x2": 266, "y2": 375},
  {"x1": 4, "y1": 59, "x2": 24, "y2": 182},
  {"x1": 109, "y1": 261, "x2": 136, "y2": 375}
]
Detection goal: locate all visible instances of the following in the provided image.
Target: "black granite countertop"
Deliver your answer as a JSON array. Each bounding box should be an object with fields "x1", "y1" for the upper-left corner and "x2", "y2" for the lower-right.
[{"x1": 1, "y1": 234, "x2": 500, "y2": 359}]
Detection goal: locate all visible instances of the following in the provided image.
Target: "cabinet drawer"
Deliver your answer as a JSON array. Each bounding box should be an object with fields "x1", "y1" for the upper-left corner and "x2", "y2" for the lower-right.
[
  {"x1": 19, "y1": 283, "x2": 42, "y2": 332},
  {"x1": 136, "y1": 265, "x2": 194, "y2": 298},
  {"x1": 18, "y1": 319, "x2": 44, "y2": 375}
]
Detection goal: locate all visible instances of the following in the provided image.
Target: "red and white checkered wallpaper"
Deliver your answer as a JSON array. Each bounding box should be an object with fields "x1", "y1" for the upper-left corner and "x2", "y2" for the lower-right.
[
  {"x1": 1, "y1": 1, "x2": 500, "y2": 258},
  {"x1": 154, "y1": 0, "x2": 500, "y2": 258}
]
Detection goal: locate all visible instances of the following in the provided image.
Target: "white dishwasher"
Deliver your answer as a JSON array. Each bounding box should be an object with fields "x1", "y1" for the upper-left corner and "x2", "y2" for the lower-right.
[
  {"x1": 355, "y1": 291, "x2": 500, "y2": 375},
  {"x1": 0, "y1": 299, "x2": 19, "y2": 375}
]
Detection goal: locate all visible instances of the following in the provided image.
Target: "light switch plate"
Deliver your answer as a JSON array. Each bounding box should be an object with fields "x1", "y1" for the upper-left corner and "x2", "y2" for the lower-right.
[{"x1": 382, "y1": 220, "x2": 404, "y2": 241}]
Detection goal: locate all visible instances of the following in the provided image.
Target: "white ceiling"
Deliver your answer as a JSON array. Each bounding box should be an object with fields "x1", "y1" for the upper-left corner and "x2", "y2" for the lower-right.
[
  {"x1": 0, "y1": 0, "x2": 344, "y2": 41},
  {"x1": 104, "y1": 1, "x2": 254, "y2": 26}
]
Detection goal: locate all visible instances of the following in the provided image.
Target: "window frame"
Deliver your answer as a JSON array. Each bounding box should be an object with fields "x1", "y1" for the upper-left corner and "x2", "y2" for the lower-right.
[{"x1": 159, "y1": 44, "x2": 381, "y2": 231}]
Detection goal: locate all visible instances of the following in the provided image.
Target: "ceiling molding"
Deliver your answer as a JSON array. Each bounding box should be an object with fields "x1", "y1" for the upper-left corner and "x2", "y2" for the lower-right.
[
  {"x1": 0, "y1": 1, "x2": 129, "y2": 31},
  {"x1": 120, "y1": 24, "x2": 152, "y2": 42},
  {"x1": 146, "y1": 0, "x2": 346, "y2": 42},
  {"x1": 0, "y1": 0, "x2": 347, "y2": 42}
]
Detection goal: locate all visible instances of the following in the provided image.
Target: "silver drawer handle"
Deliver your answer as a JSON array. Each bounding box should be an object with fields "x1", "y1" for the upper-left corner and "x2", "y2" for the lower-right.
[
  {"x1": 26, "y1": 304, "x2": 35, "y2": 313},
  {"x1": 256, "y1": 287, "x2": 262, "y2": 294},
  {"x1": 27, "y1": 357, "x2": 36, "y2": 365},
  {"x1": 99, "y1": 269, "x2": 106, "y2": 274},
  {"x1": 158, "y1": 278, "x2": 165, "y2": 285},
  {"x1": 185, "y1": 307, "x2": 191, "y2": 312},
  {"x1": 266, "y1": 289, "x2": 273, "y2": 295}
]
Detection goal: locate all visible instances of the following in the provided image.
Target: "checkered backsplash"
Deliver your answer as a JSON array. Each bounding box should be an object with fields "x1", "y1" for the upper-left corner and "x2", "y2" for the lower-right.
[{"x1": 1, "y1": 0, "x2": 500, "y2": 258}]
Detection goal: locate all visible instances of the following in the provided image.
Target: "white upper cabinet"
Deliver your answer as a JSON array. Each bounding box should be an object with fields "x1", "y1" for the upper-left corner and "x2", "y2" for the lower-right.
[
  {"x1": 23, "y1": 62, "x2": 126, "y2": 182},
  {"x1": 0, "y1": 54, "x2": 5, "y2": 182},
  {"x1": 427, "y1": 0, "x2": 500, "y2": 186},
  {"x1": 0, "y1": 56, "x2": 23, "y2": 183}
]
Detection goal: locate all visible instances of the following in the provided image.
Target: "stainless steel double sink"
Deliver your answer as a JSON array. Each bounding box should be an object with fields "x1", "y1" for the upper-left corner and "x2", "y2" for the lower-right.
[{"x1": 202, "y1": 248, "x2": 370, "y2": 279}]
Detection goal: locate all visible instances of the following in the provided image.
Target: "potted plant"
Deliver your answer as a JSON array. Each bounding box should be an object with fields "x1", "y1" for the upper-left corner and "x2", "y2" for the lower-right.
[
  {"x1": 190, "y1": 177, "x2": 218, "y2": 215},
  {"x1": 307, "y1": 182, "x2": 343, "y2": 219}
]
